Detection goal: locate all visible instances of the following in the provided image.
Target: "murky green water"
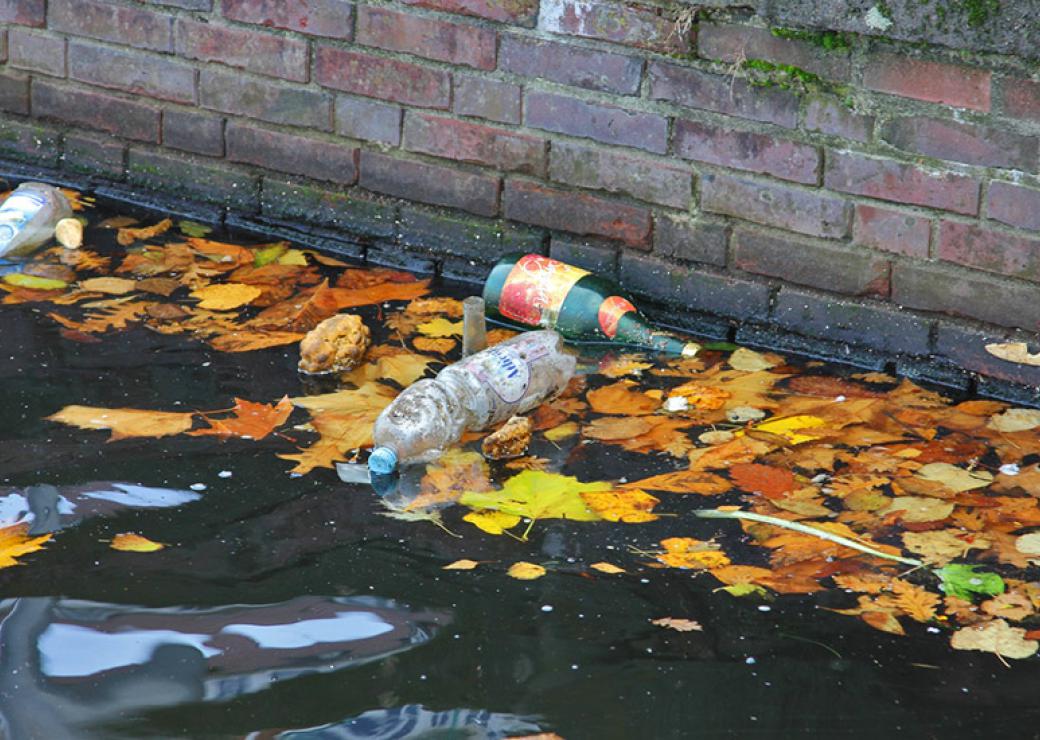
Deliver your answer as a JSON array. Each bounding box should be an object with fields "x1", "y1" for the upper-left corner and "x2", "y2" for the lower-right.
[{"x1": 1, "y1": 196, "x2": 1038, "y2": 739}]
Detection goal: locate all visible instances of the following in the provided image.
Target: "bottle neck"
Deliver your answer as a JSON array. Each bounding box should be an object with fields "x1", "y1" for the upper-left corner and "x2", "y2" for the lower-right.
[{"x1": 614, "y1": 313, "x2": 699, "y2": 356}]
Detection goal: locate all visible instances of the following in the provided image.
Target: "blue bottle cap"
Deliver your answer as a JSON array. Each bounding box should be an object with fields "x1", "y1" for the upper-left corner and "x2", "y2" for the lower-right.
[{"x1": 368, "y1": 446, "x2": 398, "y2": 476}]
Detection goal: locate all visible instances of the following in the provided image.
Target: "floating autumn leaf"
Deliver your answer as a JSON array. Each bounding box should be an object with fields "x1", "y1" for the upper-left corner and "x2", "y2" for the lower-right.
[
  {"x1": 951, "y1": 619, "x2": 1038, "y2": 659},
  {"x1": 730, "y1": 463, "x2": 796, "y2": 499},
  {"x1": 581, "y1": 489, "x2": 659, "y2": 523},
  {"x1": 79, "y1": 276, "x2": 137, "y2": 295},
  {"x1": 417, "y1": 317, "x2": 463, "y2": 337},
  {"x1": 460, "y1": 470, "x2": 606, "y2": 533},
  {"x1": 651, "y1": 617, "x2": 703, "y2": 632},
  {"x1": 191, "y1": 283, "x2": 262, "y2": 311},
  {"x1": 728, "y1": 347, "x2": 780, "y2": 372},
  {"x1": 443, "y1": 559, "x2": 480, "y2": 571},
  {"x1": 600, "y1": 355, "x2": 653, "y2": 378},
  {"x1": 745, "y1": 414, "x2": 825, "y2": 445},
  {"x1": 984, "y1": 342, "x2": 1040, "y2": 367},
  {"x1": 988, "y1": 408, "x2": 1040, "y2": 433},
  {"x1": 544, "y1": 421, "x2": 579, "y2": 442},
  {"x1": 881, "y1": 496, "x2": 954, "y2": 524},
  {"x1": 508, "y1": 562, "x2": 546, "y2": 580},
  {"x1": 914, "y1": 463, "x2": 993, "y2": 492},
  {"x1": 938, "y1": 564, "x2": 1005, "y2": 600},
  {"x1": 110, "y1": 533, "x2": 166, "y2": 552},
  {"x1": 190, "y1": 397, "x2": 293, "y2": 440},
  {"x1": 49, "y1": 300, "x2": 149, "y2": 334},
  {"x1": 412, "y1": 449, "x2": 493, "y2": 510},
  {"x1": 621, "y1": 470, "x2": 730, "y2": 495},
  {"x1": 343, "y1": 350, "x2": 433, "y2": 387},
  {"x1": 413, "y1": 336, "x2": 456, "y2": 354},
  {"x1": 179, "y1": 220, "x2": 212, "y2": 237},
  {"x1": 590, "y1": 562, "x2": 626, "y2": 574},
  {"x1": 208, "y1": 330, "x2": 306, "y2": 353},
  {"x1": 116, "y1": 217, "x2": 173, "y2": 245},
  {"x1": 464, "y1": 509, "x2": 522, "y2": 535},
  {"x1": 586, "y1": 380, "x2": 660, "y2": 415},
  {"x1": 656, "y1": 537, "x2": 730, "y2": 569},
  {"x1": 47, "y1": 405, "x2": 194, "y2": 441},
  {"x1": 0, "y1": 523, "x2": 52, "y2": 568},
  {"x1": 903, "y1": 529, "x2": 989, "y2": 566}
]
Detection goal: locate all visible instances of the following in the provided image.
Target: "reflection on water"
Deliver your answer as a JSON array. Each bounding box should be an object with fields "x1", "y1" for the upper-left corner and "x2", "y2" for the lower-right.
[{"x1": 0, "y1": 596, "x2": 449, "y2": 738}]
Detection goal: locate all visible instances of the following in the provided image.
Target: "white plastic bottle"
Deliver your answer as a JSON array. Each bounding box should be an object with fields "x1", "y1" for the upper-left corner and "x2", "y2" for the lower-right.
[
  {"x1": 0, "y1": 182, "x2": 74, "y2": 259},
  {"x1": 368, "y1": 330, "x2": 575, "y2": 474}
]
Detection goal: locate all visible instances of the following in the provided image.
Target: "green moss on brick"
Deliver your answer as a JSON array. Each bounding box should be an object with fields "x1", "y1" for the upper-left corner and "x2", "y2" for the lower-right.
[{"x1": 770, "y1": 27, "x2": 852, "y2": 51}]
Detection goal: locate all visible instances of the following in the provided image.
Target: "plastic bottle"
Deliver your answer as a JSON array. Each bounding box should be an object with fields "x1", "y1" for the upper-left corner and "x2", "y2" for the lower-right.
[
  {"x1": 0, "y1": 182, "x2": 74, "y2": 259},
  {"x1": 368, "y1": 330, "x2": 575, "y2": 474},
  {"x1": 483, "y1": 252, "x2": 700, "y2": 357}
]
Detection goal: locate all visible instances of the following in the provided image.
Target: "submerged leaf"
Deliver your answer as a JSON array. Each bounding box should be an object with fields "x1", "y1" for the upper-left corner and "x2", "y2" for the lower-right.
[
  {"x1": 3, "y1": 273, "x2": 67, "y2": 290},
  {"x1": 460, "y1": 470, "x2": 606, "y2": 524}
]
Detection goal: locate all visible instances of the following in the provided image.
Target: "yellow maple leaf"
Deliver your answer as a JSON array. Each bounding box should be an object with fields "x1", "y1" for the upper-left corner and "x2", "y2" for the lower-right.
[
  {"x1": 464, "y1": 509, "x2": 522, "y2": 535},
  {"x1": 0, "y1": 523, "x2": 52, "y2": 568},
  {"x1": 656, "y1": 537, "x2": 731, "y2": 569},
  {"x1": 191, "y1": 283, "x2": 262, "y2": 311},
  {"x1": 417, "y1": 317, "x2": 463, "y2": 338},
  {"x1": 581, "y1": 489, "x2": 659, "y2": 522}
]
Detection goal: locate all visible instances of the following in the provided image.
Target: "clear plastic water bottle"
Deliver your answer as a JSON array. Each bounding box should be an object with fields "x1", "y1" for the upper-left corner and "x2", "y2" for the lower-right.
[
  {"x1": 0, "y1": 182, "x2": 74, "y2": 259},
  {"x1": 368, "y1": 330, "x2": 575, "y2": 474}
]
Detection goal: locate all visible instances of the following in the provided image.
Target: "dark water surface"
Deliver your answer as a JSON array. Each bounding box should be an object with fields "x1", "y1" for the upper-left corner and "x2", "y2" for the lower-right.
[{"x1": 0, "y1": 197, "x2": 1038, "y2": 739}]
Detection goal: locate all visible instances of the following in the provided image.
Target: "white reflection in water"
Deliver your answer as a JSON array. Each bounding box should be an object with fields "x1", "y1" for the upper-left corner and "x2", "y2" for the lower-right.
[
  {"x1": 222, "y1": 612, "x2": 393, "y2": 649},
  {"x1": 82, "y1": 483, "x2": 200, "y2": 509},
  {"x1": 39, "y1": 624, "x2": 221, "y2": 678}
]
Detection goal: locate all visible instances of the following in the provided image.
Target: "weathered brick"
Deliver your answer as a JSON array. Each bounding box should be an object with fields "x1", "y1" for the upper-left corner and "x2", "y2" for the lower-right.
[
  {"x1": 401, "y1": 0, "x2": 538, "y2": 26},
  {"x1": 33, "y1": 81, "x2": 160, "y2": 142},
  {"x1": 223, "y1": 0, "x2": 353, "y2": 40},
  {"x1": 503, "y1": 179, "x2": 650, "y2": 247},
  {"x1": 701, "y1": 173, "x2": 849, "y2": 238},
  {"x1": 500, "y1": 35, "x2": 641, "y2": 95},
  {"x1": 453, "y1": 75, "x2": 521, "y2": 124},
  {"x1": 63, "y1": 131, "x2": 125, "y2": 178},
  {"x1": 893, "y1": 260, "x2": 1040, "y2": 332},
  {"x1": 550, "y1": 236, "x2": 618, "y2": 277},
  {"x1": 935, "y1": 324, "x2": 1040, "y2": 387},
  {"x1": 0, "y1": 72, "x2": 29, "y2": 115},
  {"x1": 824, "y1": 151, "x2": 980, "y2": 216},
  {"x1": 673, "y1": 119, "x2": 819, "y2": 184},
  {"x1": 882, "y1": 116, "x2": 1037, "y2": 170},
  {"x1": 852, "y1": 205, "x2": 931, "y2": 259},
  {"x1": 539, "y1": 0, "x2": 691, "y2": 55},
  {"x1": 653, "y1": 215, "x2": 728, "y2": 267},
  {"x1": 200, "y1": 69, "x2": 331, "y2": 130},
  {"x1": 227, "y1": 122, "x2": 358, "y2": 185},
  {"x1": 988, "y1": 181, "x2": 1040, "y2": 232},
  {"x1": 175, "y1": 19, "x2": 308, "y2": 82},
  {"x1": 733, "y1": 229, "x2": 889, "y2": 297},
  {"x1": 937, "y1": 220, "x2": 1040, "y2": 283},
  {"x1": 619, "y1": 252, "x2": 770, "y2": 321},
  {"x1": 698, "y1": 23, "x2": 851, "y2": 81},
  {"x1": 261, "y1": 176, "x2": 396, "y2": 239},
  {"x1": 49, "y1": 0, "x2": 173, "y2": 52},
  {"x1": 69, "y1": 41, "x2": 195, "y2": 104},
  {"x1": 128, "y1": 148, "x2": 258, "y2": 210},
  {"x1": 335, "y1": 96, "x2": 402, "y2": 146},
  {"x1": 863, "y1": 53, "x2": 990, "y2": 111},
  {"x1": 524, "y1": 91, "x2": 667, "y2": 154},
  {"x1": 398, "y1": 207, "x2": 539, "y2": 263},
  {"x1": 144, "y1": 0, "x2": 211, "y2": 9},
  {"x1": 8, "y1": 29, "x2": 65, "y2": 77},
  {"x1": 0, "y1": 30, "x2": 6, "y2": 62},
  {"x1": 804, "y1": 96, "x2": 873, "y2": 142},
  {"x1": 360, "y1": 151, "x2": 500, "y2": 217},
  {"x1": 163, "y1": 108, "x2": 224, "y2": 157},
  {"x1": 550, "y1": 141, "x2": 690, "y2": 209},
  {"x1": 773, "y1": 288, "x2": 932, "y2": 356},
  {"x1": 648, "y1": 62, "x2": 800, "y2": 128},
  {"x1": 1, "y1": 0, "x2": 45, "y2": 26},
  {"x1": 999, "y1": 76, "x2": 1040, "y2": 124},
  {"x1": 315, "y1": 46, "x2": 451, "y2": 109},
  {"x1": 0, "y1": 118, "x2": 60, "y2": 165},
  {"x1": 357, "y1": 6, "x2": 496, "y2": 70},
  {"x1": 404, "y1": 113, "x2": 546, "y2": 176}
]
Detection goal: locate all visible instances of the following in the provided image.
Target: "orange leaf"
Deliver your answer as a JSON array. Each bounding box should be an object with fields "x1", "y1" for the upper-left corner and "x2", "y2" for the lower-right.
[
  {"x1": 861, "y1": 610, "x2": 905, "y2": 636},
  {"x1": 47, "y1": 404, "x2": 194, "y2": 441},
  {"x1": 581, "y1": 489, "x2": 660, "y2": 522},
  {"x1": 587, "y1": 380, "x2": 660, "y2": 415},
  {"x1": 110, "y1": 533, "x2": 165, "y2": 552},
  {"x1": 0, "y1": 523, "x2": 52, "y2": 568},
  {"x1": 729, "y1": 463, "x2": 796, "y2": 499},
  {"x1": 116, "y1": 217, "x2": 172, "y2": 246},
  {"x1": 621, "y1": 470, "x2": 731, "y2": 495},
  {"x1": 208, "y1": 330, "x2": 306, "y2": 353},
  {"x1": 189, "y1": 397, "x2": 293, "y2": 440}
]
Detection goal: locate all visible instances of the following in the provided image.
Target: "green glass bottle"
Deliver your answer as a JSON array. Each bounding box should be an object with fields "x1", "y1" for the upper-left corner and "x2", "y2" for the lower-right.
[{"x1": 483, "y1": 252, "x2": 700, "y2": 356}]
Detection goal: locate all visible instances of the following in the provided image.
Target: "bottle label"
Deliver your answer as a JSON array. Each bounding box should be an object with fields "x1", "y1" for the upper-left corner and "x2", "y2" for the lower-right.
[
  {"x1": 498, "y1": 254, "x2": 588, "y2": 328},
  {"x1": 0, "y1": 192, "x2": 46, "y2": 241},
  {"x1": 597, "y1": 295, "x2": 637, "y2": 339},
  {"x1": 462, "y1": 344, "x2": 532, "y2": 403}
]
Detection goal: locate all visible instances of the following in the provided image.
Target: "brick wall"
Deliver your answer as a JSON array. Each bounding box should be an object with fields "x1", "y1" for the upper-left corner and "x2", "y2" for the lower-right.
[{"x1": 1, "y1": 0, "x2": 1039, "y2": 395}]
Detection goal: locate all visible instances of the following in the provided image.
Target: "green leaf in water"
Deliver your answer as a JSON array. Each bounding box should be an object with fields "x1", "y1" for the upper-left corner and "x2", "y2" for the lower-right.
[
  {"x1": 178, "y1": 220, "x2": 212, "y2": 238},
  {"x1": 254, "y1": 242, "x2": 288, "y2": 267},
  {"x1": 3, "y1": 273, "x2": 67, "y2": 290},
  {"x1": 722, "y1": 583, "x2": 769, "y2": 597},
  {"x1": 703, "y1": 341, "x2": 740, "y2": 352},
  {"x1": 938, "y1": 564, "x2": 1005, "y2": 600}
]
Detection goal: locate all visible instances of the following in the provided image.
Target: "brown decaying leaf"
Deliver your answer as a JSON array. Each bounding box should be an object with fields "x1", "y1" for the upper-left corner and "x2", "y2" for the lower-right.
[
  {"x1": 586, "y1": 380, "x2": 660, "y2": 415},
  {"x1": 116, "y1": 218, "x2": 173, "y2": 246},
  {"x1": 651, "y1": 617, "x2": 703, "y2": 632},
  {"x1": 46, "y1": 405, "x2": 194, "y2": 441}
]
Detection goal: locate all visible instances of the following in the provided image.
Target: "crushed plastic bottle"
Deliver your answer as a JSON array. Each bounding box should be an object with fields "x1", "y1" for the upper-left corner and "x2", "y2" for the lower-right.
[
  {"x1": 369, "y1": 330, "x2": 575, "y2": 474},
  {"x1": 0, "y1": 182, "x2": 74, "y2": 259}
]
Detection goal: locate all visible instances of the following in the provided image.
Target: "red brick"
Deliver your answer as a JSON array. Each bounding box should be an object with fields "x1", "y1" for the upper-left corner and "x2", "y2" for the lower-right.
[
  {"x1": 8, "y1": 28, "x2": 65, "y2": 77},
  {"x1": 222, "y1": 0, "x2": 353, "y2": 40},
  {"x1": 863, "y1": 53, "x2": 990, "y2": 111},
  {"x1": 825, "y1": 151, "x2": 980, "y2": 216},
  {"x1": 654, "y1": 215, "x2": 728, "y2": 267},
  {"x1": 733, "y1": 229, "x2": 890, "y2": 297},
  {"x1": 500, "y1": 35, "x2": 641, "y2": 95},
  {"x1": 804, "y1": 96, "x2": 873, "y2": 142},
  {"x1": 200, "y1": 68, "x2": 331, "y2": 130},
  {"x1": 404, "y1": 113, "x2": 546, "y2": 176},
  {"x1": 524, "y1": 91, "x2": 667, "y2": 154},
  {"x1": 69, "y1": 41, "x2": 195, "y2": 104},
  {"x1": 648, "y1": 61, "x2": 799, "y2": 128},
  {"x1": 550, "y1": 140, "x2": 691, "y2": 209},
  {"x1": 32, "y1": 80, "x2": 160, "y2": 142},
  {"x1": 315, "y1": 46, "x2": 450, "y2": 109},
  {"x1": 453, "y1": 75, "x2": 521, "y2": 124},
  {"x1": 0, "y1": 71, "x2": 29, "y2": 114},
  {"x1": 673, "y1": 119, "x2": 819, "y2": 185},
  {"x1": 164, "y1": 109, "x2": 224, "y2": 157},
  {"x1": 357, "y1": 6, "x2": 496, "y2": 71},
  {"x1": 539, "y1": 0, "x2": 691, "y2": 55},
  {"x1": 702, "y1": 173, "x2": 849, "y2": 238},
  {"x1": 999, "y1": 76, "x2": 1040, "y2": 123},
  {"x1": 938, "y1": 220, "x2": 1040, "y2": 283},
  {"x1": 360, "y1": 151, "x2": 500, "y2": 217},
  {"x1": 1, "y1": 0, "x2": 45, "y2": 26},
  {"x1": 227, "y1": 122, "x2": 358, "y2": 185},
  {"x1": 49, "y1": 0, "x2": 173, "y2": 51},
  {"x1": 882, "y1": 116, "x2": 1037, "y2": 170},
  {"x1": 336, "y1": 96, "x2": 402, "y2": 146},
  {"x1": 175, "y1": 19, "x2": 308, "y2": 82},
  {"x1": 401, "y1": 0, "x2": 538, "y2": 26},
  {"x1": 852, "y1": 205, "x2": 931, "y2": 259},
  {"x1": 988, "y1": 181, "x2": 1040, "y2": 232},
  {"x1": 503, "y1": 179, "x2": 651, "y2": 248},
  {"x1": 698, "y1": 23, "x2": 851, "y2": 81}
]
